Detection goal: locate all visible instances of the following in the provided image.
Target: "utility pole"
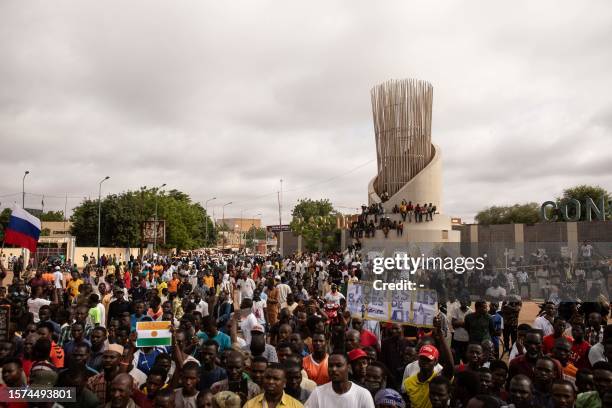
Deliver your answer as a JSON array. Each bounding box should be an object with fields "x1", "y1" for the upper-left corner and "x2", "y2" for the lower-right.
[
  {"x1": 222, "y1": 202, "x2": 232, "y2": 250},
  {"x1": 277, "y1": 191, "x2": 281, "y2": 251},
  {"x1": 63, "y1": 193, "x2": 67, "y2": 233},
  {"x1": 205, "y1": 197, "x2": 216, "y2": 247},
  {"x1": 97, "y1": 176, "x2": 110, "y2": 263},
  {"x1": 22, "y1": 171, "x2": 29, "y2": 208},
  {"x1": 153, "y1": 183, "x2": 166, "y2": 255}
]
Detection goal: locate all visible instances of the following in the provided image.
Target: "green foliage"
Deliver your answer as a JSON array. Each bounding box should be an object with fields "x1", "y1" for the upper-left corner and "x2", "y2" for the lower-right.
[
  {"x1": 39, "y1": 211, "x2": 65, "y2": 221},
  {"x1": 556, "y1": 185, "x2": 612, "y2": 220},
  {"x1": 475, "y1": 185, "x2": 611, "y2": 224},
  {"x1": 475, "y1": 203, "x2": 540, "y2": 225},
  {"x1": 245, "y1": 226, "x2": 267, "y2": 249},
  {"x1": 70, "y1": 188, "x2": 215, "y2": 250},
  {"x1": 0, "y1": 208, "x2": 10, "y2": 241},
  {"x1": 290, "y1": 198, "x2": 340, "y2": 252}
]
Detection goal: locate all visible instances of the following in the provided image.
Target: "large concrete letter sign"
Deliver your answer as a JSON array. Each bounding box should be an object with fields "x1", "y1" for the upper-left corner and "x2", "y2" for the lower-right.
[
  {"x1": 586, "y1": 197, "x2": 606, "y2": 221},
  {"x1": 561, "y1": 199, "x2": 581, "y2": 222},
  {"x1": 541, "y1": 201, "x2": 557, "y2": 221}
]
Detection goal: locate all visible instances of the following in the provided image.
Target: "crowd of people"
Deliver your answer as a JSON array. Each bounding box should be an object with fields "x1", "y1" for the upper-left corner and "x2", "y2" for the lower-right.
[{"x1": 0, "y1": 247, "x2": 610, "y2": 408}]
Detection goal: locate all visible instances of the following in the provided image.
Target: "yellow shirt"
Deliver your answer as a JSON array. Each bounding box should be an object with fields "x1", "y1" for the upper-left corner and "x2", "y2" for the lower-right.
[
  {"x1": 203, "y1": 275, "x2": 215, "y2": 289},
  {"x1": 403, "y1": 372, "x2": 437, "y2": 408},
  {"x1": 243, "y1": 392, "x2": 303, "y2": 408},
  {"x1": 157, "y1": 281, "x2": 168, "y2": 297},
  {"x1": 67, "y1": 278, "x2": 83, "y2": 299}
]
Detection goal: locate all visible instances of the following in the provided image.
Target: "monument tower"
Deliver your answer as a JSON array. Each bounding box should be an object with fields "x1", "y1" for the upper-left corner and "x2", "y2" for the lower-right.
[{"x1": 365, "y1": 79, "x2": 460, "y2": 247}]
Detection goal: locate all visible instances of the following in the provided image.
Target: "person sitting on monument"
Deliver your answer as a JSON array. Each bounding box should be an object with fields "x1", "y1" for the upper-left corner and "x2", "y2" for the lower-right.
[
  {"x1": 415, "y1": 203, "x2": 422, "y2": 222},
  {"x1": 421, "y1": 204, "x2": 428, "y2": 222},
  {"x1": 427, "y1": 203, "x2": 435, "y2": 221},
  {"x1": 406, "y1": 201, "x2": 414, "y2": 222}
]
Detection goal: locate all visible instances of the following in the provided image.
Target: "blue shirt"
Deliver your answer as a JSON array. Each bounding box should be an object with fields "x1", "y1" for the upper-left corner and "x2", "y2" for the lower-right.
[{"x1": 198, "y1": 331, "x2": 232, "y2": 352}]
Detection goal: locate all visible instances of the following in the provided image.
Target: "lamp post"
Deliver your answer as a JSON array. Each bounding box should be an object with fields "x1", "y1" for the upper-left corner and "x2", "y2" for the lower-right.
[
  {"x1": 205, "y1": 197, "x2": 216, "y2": 248},
  {"x1": 153, "y1": 183, "x2": 166, "y2": 255},
  {"x1": 22, "y1": 171, "x2": 29, "y2": 208},
  {"x1": 222, "y1": 202, "x2": 232, "y2": 250},
  {"x1": 97, "y1": 176, "x2": 110, "y2": 262},
  {"x1": 240, "y1": 209, "x2": 244, "y2": 250},
  {"x1": 252, "y1": 212, "x2": 262, "y2": 254}
]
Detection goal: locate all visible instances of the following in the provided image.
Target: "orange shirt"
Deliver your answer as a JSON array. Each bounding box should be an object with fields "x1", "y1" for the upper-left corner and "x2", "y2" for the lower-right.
[
  {"x1": 303, "y1": 354, "x2": 330, "y2": 385},
  {"x1": 168, "y1": 278, "x2": 180, "y2": 294},
  {"x1": 562, "y1": 362, "x2": 578, "y2": 381},
  {"x1": 42, "y1": 273, "x2": 54, "y2": 283},
  {"x1": 50, "y1": 341, "x2": 64, "y2": 368}
]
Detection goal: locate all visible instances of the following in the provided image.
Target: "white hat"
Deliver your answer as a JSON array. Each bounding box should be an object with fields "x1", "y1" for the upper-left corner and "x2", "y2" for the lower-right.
[{"x1": 54, "y1": 266, "x2": 61, "y2": 271}]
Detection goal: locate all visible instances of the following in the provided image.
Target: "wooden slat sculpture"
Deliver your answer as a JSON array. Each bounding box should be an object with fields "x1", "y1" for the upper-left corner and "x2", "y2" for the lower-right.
[{"x1": 371, "y1": 79, "x2": 434, "y2": 199}]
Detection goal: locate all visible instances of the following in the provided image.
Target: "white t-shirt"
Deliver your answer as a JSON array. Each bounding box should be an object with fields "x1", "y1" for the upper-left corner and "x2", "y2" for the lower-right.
[
  {"x1": 238, "y1": 278, "x2": 256, "y2": 300},
  {"x1": 277, "y1": 283, "x2": 292, "y2": 307},
  {"x1": 533, "y1": 316, "x2": 554, "y2": 337},
  {"x1": 174, "y1": 388, "x2": 198, "y2": 408},
  {"x1": 305, "y1": 382, "x2": 374, "y2": 408},
  {"x1": 324, "y1": 291, "x2": 345, "y2": 306},
  {"x1": 252, "y1": 299, "x2": 267, "y2": 325},
  {"x1": 485, "y1": 286, "x2": 506, "y2": 300},
  {"x1": 589, "y1": 343, "x2": 606, "y2": 365},
  {"x1": 196, "y1": 300, "x2": 209, "y2": 317},
  {"x1": 96, "y1": 303, "x2": 106, "y2": 328},
  {"x1": 53, "y1": 271, "x2": 64, "y2": 289},
  {"x1": 581, "y1": 244, "x2": 593, "y2": 257},
  {"x1": 449, "y1": 305, "x2": 472, "y2": 342},
  {"x1": 240, "y1": 313, "x2": 258, "y2": 345},
  {"x1": 129, "y1": 366, "x2": 147, "y2": 388},
  {"x1": 27, "y1": 298, "x2": 51, "y2": 323}
]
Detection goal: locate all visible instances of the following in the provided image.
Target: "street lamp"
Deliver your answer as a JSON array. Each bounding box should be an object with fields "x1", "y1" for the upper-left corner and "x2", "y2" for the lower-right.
[
  {"x1": 252, "y1": 213, "x2": 262, "y2": 254},
  {"x1": 222, "y1": 202, "x2": 232, "y2": 250},
  {"x1": 240, "y1": 209, "x2": 245, "y2": 250},
  {"x1": 205, "y1": 197, "x2": 216, "y2": 247},
  {"x1": 22, "y1": 171, "x2": 29, "y2": 208},
  {"x1": 97, "y1": 176, "x2": 110, "y2": 262},
  {"x1": 153, "y1": 183, "x2": 166, "y2": 254}
]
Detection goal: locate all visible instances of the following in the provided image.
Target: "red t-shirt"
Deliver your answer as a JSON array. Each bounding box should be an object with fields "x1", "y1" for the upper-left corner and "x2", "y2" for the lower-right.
[
  {"x1": 124, "y1": 270, "x2": 132, "y2": 289},
  {"x1": 542, "y1": 334, "x2": 574, "y2": 355},
  {"x1": 571, "y1": 340, "x2": 591, "y2": 369}
]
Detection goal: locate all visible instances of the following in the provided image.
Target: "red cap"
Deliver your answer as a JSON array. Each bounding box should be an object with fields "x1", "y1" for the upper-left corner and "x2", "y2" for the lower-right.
[
  {"x1": 347, "y1": 348, "x2": 368, "y2": 362},
  {"x1": 418, "y1": 345, "x2": 439, "y2": 361}
]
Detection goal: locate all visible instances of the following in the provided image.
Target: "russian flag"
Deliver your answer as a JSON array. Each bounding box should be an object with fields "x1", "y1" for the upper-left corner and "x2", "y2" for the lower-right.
[{"x1": 3, "y1": 205, "x2": 41, "y2": 253}]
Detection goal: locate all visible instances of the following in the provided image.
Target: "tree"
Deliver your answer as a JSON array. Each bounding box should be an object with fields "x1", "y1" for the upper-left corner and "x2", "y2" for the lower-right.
[
  {"x1": 290, "y1": 198, "x2": 340, "y2": 252},
  {"x1": 0, "y1": 208, "x2": 10, "y2": 242},
  {"x1": 70, "y1": 188, "x2": 216, "y2": 251},
  {"x1": 475, "y1": 203, "x2": 540, "y2": 225},
  {"x1": 39, "y1": 211, "x2": 65, "y2": 222},
  {"x1": 245, "y1": 226, "x2": 267, "y2": 249},
  {"x1": 556, "y1": 185, "x2": 611, "y2": 220}
]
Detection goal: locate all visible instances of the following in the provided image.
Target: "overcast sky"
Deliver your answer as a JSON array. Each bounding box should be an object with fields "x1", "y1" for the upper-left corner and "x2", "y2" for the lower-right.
[{"x1": 1, "y1": 1, "x2": 611, "y2": 226}]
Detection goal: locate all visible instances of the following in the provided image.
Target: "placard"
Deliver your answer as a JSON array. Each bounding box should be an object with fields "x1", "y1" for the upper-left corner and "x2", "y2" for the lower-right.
[{"x1": 346, "y1": 283, "x2": 437, "y2": 327}]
